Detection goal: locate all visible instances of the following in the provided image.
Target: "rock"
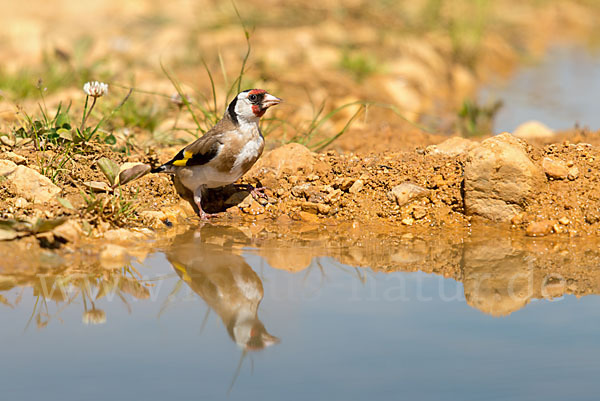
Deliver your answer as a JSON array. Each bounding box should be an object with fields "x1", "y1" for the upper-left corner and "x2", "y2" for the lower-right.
[
  {"x1": 463, "y1": 133, "x2": 545, "y2": 222},
  {"x1": 99, "y1": 244, "x2": 130, "y2": 269},
  {"x1": 513, "y1": 121, "x2": 554, "y2": 140},
  {"x1": 0, "y1": 160, "x2": 17, "y2": 175},
  {"x1": 14, "y1": 197, "x2": 28, "y2": 208},
  {"x1": 1, "y1": 163, "x2": 61, "y2": 203},
  {"x1": 52, "y1": 220, "x2": 83, "y2": 243},
  {"x1": 301, "y1": 202, "x2": 320, "y2": 214},
  {"x1": 412, "y1": 206, "x2": 427, "y2": 220},
  {"x1": 317, "y1": 204, "x2": 331, "y2": 215},
  {"x1": 541, "y1": 158, "x2": 568, "y2": 179},
  {"x1": 401, "y1": 217, "x2": 414, "y2": 225},
  {"x1": 567, "y1": 167, "x2": 579, "y2": 181},
  {"x1": 291, "y1": 184, "x2": 311, "y2": 198},
  {"x1": 3, "y1": 152, "x2": 26, "y2": 165},
  {"x1": 526, "y1": 220, "x2": 555, "y2": 237},
  {"x1": 387, "y1": 183, "x2": 429, "y2": 206},
  {"x1": 245, "y1": 143, "x2": 328, "y2": 188},
  {"x1": 426, "y1": 137, "x2": 478, "y2": 157},
  {"x1": 241, "y1": 199, "x2": 265, "y2": 215},
  {"x1": 336, "y1": 177, "x2": 356, "y2": 191},
  {"x1": 558, "y1": 217, "x2": 570, "y2": 226},
  {"x1": 348, "y1": 179, "x2": 364, "y2": 194}
]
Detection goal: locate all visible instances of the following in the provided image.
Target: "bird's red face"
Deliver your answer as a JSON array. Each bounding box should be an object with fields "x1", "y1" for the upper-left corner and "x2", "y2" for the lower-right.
[{"x1": 246, "y1": 89, "x2": 282, "y2": 118}]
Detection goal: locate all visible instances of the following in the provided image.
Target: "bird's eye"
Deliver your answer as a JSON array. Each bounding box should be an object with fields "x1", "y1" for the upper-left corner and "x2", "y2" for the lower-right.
[{"x1": 248, "y1": 94, "x2": 257, "y2": 102}]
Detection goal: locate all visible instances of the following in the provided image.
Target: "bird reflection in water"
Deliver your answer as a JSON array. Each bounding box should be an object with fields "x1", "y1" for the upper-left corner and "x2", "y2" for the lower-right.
[{"x1": 165, "y1": 226, "x2": 279, "y2": 351}]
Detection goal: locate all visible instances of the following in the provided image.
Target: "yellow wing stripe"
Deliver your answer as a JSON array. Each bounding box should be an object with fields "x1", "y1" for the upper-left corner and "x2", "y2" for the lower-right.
[{"x1": 171, "y1": 150, "x2": 193, "y2": 167}]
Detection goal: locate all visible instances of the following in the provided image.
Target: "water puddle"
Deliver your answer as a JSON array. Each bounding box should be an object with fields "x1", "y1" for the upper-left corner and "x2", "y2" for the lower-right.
[
  {"x1": 2, "y1": 224, "x2": 600, "y2": 400},
  {"x1": 481, "y1": 45, "x2": 600, "y2": 132}
]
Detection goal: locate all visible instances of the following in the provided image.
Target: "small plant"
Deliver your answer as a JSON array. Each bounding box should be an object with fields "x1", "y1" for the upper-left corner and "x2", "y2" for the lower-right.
[
  {"x1": 457, "y1": 98, "x2": 503, "y2": 137},
  {"x1": 340, "y1": 50, "x2": 378, "y2": 83}
]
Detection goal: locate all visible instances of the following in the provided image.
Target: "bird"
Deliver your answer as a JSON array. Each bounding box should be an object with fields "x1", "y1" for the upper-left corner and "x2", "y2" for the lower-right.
[{"x1": 151, "y1": 89, "x2": 281, "y2": 219}]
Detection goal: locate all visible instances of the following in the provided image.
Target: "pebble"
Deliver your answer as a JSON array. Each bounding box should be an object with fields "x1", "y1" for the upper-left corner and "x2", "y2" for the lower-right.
[
  {"x1": 348, "y1": 179, "x2": 364, "y2": 194},
  {"x1": 567, "y1": 167, "x2": 579, "y2": 180},
  {"x1": 401, "y1": 217, "x2": 414, "y2": 226},
  {"x1": 412, "y1": 206, "x2": 426, "y2": 220},
  {"x1": 525, "y1": 220, "x2": 555, "y2": 237},
  {"x1": 558, "y1": 217, "x2": 570, "y2": 225},
  {"x1": 541, "y1": 158, "x2": 569, "y2": 180}
]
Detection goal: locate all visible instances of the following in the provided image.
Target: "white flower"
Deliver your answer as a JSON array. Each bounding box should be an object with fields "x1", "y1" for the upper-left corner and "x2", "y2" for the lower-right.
[{"x1": 83, "y1": 81, "x2": 108, "y2": 98}]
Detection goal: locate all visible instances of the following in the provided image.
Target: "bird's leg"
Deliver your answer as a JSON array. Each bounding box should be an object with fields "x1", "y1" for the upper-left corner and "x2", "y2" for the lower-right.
[
  {"x1": 193, "y1": 186, "x2": 215, "y2": 220},
  {"x1": 244, "y1": 183, "x2": 268, "y2": 200}
]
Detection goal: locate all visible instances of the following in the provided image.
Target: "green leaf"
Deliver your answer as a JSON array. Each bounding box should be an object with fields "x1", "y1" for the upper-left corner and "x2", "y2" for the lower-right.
[
  {"x1": 104, "y1": 133, "x2": 116, "y2": 145},
  {"x1": 97, "y1": 158, "x2": 120, "y2": 186},
  {"x1": 57, "y1": 197, "x2": 75, "y2": 210},
  {"x1": 55, "y1": 112, "x2": 70, "y2": 128},
  {"x1": 57, "y1": 128, "x2": 73, "y2": 141}
]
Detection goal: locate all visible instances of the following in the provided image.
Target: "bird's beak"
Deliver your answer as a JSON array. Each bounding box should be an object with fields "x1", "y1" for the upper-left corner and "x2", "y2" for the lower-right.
[{"x1": 262, "y1": 93, "x2": 282, "y2": 108}]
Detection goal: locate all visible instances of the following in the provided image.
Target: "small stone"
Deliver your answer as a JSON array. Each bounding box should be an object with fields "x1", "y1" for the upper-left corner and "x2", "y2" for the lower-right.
[
  {"x1": 337, "y1": 177, "x2": 356, "y2": 191},
  {"x1": 291, "y1": 184, "x2": 310, "y2": 198},
  {"x1": 567, "y1": 167, "x2": 579, "y2": 181},
  {"x1": 3, "y1": 164, "x2": 62, "y2": 203},
  {"x1": 241, "y1": 199, "x2": 265, "y2": 215},
  {"x1": 317, "y1": 204, "x2": 331, "y2": 215},
  {"x1": 388, "y1": 183, "x2": 429, "y2": 206},
  {"x1": 295, "y1": 211, "x2": 319, "y2": 223},
  {"x1": 552, "y1": 223, "x2": 563, "y2": 234},
  {"x1": 301, "y1": 202, "x2": 320, "y2": 214},
  {"x1": 425, "y1": 137, "x2": 478, "y2": 157},
  {"x1": 525, "y1": 220, "x2": 555, "y2": 237},
  {"x1": 3, "y1": 152, "x2": 26, "y2": 165},
  {"x1": 14, "y1": 197, "x2": 28, "y2": 208},
  {"x1": 52, "y1": 220, "x2": 83, "y2": 243},
  {"x1": 541, "y1": 158, "x2": 569, "y2": 179},
  {"x1": 306, "y1": 174, "x2": 320, "y2": 182},
  {"x1": 511, "y1": 212, "x2": 527, "y2": 225},
  {"x1": 0, "y1": 136, "x2": 15, "y2": 147},
  {"x1": 585, "y1": 214, "x2": 599, "y2": 225},
  {"x1": 276, "y1": 188, "x2": 285, "y2": 197},
  {"x1": 348, "y1": 179, "x2": 364, "y2": 194},
  {"x1": 412, "y1": 206, "x2": 426, "y2": 220},
  {"x1": 401, "y1": 217, "x2": 414, "y2": 226},
  {"x1": 558, "y1": 217, "x2": 570, "y2": 225},
  {"x1": 566, "y1": 160, "x2": 575, "y2": 167}
]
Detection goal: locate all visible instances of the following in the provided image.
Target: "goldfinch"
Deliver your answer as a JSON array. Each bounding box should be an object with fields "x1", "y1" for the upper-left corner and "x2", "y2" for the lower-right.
[{"x1": 152, "y1": 89, "x2": 281, "y2": 219}]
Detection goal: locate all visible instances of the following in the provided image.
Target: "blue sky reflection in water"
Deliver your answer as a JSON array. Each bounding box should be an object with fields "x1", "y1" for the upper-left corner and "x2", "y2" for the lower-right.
[
  {"x1": 1, "y1": 228, "x2": 600, "y2": 401},
  {"x1": 481, "y1": 45, "x2": 600, "y2": 133}
]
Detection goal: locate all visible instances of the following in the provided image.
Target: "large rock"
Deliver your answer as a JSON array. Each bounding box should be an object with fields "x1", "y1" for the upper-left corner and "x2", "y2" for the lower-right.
[
  {"x1": 463, "y1": 133, "x2": 544, "y2": 222},
  {"x1": 513, "y1": 121, "x2": 554, "y2": 140},
  {"x1": 0, "y1": 160, "x2": 61, "y2": 203}
]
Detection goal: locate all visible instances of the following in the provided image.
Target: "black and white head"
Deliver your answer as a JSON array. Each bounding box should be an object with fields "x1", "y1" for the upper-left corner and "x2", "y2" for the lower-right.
[{"x1": 227, "y1": 89, "x2": 281, "y2": 124}]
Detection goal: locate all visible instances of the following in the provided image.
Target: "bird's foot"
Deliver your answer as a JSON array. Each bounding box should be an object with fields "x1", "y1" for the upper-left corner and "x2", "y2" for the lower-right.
[
  {"x1": 245, "y1": 184, "x2": 268, "y2": 200},
  {"x1": 198, "y1": 210, "x2": 219, "y2": 220}
]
